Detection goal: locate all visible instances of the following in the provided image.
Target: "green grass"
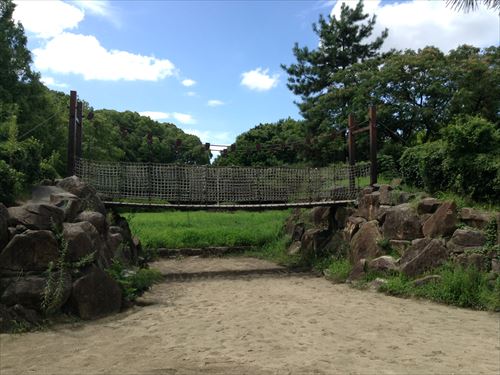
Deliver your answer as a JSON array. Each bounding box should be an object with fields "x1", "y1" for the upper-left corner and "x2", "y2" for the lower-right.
[
  {"x1": 242, "y1": 235, "x2": 301, "y2": 267},
  {"x1": 124, "y1": 210, "x2": 290, "y2": 249},
  {"x1": 379, "y1": 263, "x2": 500, "y2": 311},
  {"x1": 324, "y1": 258, "x2": 352, "y2": 282}
]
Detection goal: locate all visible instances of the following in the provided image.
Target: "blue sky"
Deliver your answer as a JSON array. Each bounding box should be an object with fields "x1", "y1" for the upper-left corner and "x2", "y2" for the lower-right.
[{"x1": 14, "y1": 0, "x2": 499, "y2": 150}]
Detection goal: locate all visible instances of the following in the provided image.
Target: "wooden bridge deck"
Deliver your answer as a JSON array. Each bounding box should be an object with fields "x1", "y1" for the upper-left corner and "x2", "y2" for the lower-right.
[{"x1": 103, "y1": 199, "x2": 356, "y2": 210}]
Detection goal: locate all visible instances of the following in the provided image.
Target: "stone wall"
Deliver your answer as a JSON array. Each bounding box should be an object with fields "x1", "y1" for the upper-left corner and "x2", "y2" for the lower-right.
[{"x1": 0, "y1": 177, "x2": 143, "y2": 332}]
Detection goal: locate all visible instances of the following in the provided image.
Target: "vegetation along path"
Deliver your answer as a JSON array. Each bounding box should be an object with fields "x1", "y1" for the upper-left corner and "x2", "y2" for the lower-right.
[{"x1": 1, "y1": 257, "x2": 499, "y2": 375}]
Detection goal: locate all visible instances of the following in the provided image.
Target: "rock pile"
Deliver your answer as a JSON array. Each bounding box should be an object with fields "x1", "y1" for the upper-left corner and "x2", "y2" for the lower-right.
[
  {"x1": 0, "y1": 177, "x2": 143, "y2": 332},
  {"x1": 285, "y1": 184, "x2": 499, "y2": 285}
]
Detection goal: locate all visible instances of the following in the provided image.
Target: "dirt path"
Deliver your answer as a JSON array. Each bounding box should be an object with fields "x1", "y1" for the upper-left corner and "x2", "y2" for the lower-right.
[{"x1": 1, "y1": 257, "x2": 499, "y2": 375}]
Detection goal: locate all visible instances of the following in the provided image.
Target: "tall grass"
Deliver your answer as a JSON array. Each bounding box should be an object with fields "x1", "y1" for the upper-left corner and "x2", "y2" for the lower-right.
[{"x1": 124, "y1": 210, "x2": 290, "y2": 249}]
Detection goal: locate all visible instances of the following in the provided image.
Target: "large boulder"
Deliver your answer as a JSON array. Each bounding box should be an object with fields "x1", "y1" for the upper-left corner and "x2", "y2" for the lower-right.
[
  {"x1": 300, "y1": 228, "x2": 331, "y2": 259},
  {"x1": 0, "y1": 204, "x2": 9, "y2": 250},
  {"x1": 389, "y1": 240, "x2": 411, "y2": 256},
  {"x1": 422, "y1": 201, "x2": 457, "y2": 238},
  {"x1": 417, "y1": 198, "x2": 441, "y2": 215},
  {"x1": 447, "y1": 228, "x2": 486, "y2": 254},
  {"x1": 349, "y1": 220, "x2": 383, "y2": 264},
  {"x1": 291, "y1": 223, "x2": 305, "y2": 242},
  {"x1": 309, "y1": 206, "x2": 331, "y2": 230},
  {"x1": 287, "y1": 241, "x2": 302, "y2": 255},
  {"x1": 455, "y1": 253, "x2": 488, "y2": 271},
  {"x1": 68, "y1": 266, "x2": 122, "y2": 320},
  {"x1": 347, "y1": 259, "x2": 367, "y2": 282},
  {"x1": 0, "y1": 230, "x2": 59, "y2": 272},
  {"x1": 75, "y1": 211, "x2": 107, "y2": 235},
  {"x1": 343, "y1": 216, "x2": 366, "y2": 242},
  {"x1": 57, "y1": 176, "x2": 106, "y2": 215},
  {"x1": 62, "y1": 222, "x2": 100, "y2": 263},
  {"x1": 0, "y1": 304, "x2": 42, "y2": 333},
  {"x1": 368, "y1": 256, "x2": 399, "y2": 273},
  {"x1": 399, "y1": 238, "x2": 448, "y2": 277},
  {"x1": 110, "y1": 213, "x2": 139, "y2": 262},
  {"x1": 333, "y1": 206, "x2": 355, "y2": 229},
  {"x1": 382, "y1": 204, "x2": 422, "y2": 240},
  {"x1": 50, "y1": 191, "x2": 82, "y2": 222},
  {"x1": 378, "y1": 184, "x2": 393, "y2": 205},
  {"x1": 1, "y1": 274, "x2": 71, "y2": 312},
  {"x1": 7, "y1": 203, "x2": 64, "y2": 230},
  {"x1": 357, "y1": 192, "x2": 380, "y2": 221},
  {"x1": 459, "y1": 208, "x2": 493, "y2": 230}
]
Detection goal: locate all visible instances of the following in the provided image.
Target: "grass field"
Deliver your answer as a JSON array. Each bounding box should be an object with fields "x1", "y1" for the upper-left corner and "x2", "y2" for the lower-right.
[{"x1": 124, "y1": 210, "x2": 290, "y2": 249}]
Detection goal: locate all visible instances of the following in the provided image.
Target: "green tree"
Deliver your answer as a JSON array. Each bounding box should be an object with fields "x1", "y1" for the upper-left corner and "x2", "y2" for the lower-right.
[
  {"x1": 446, "y1": 0, "x2": 500, "y2": 12},
  {"x1": 281, "y1": 0, "x2": 387, "y2": 165}
]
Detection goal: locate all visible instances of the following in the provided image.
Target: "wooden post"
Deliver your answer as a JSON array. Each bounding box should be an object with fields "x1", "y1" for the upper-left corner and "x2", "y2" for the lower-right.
[
  {"x1": 75, "y1": 101, "x2": 83, "y2": 160},
  {"x1": 348, "y1": 113, "x2": 356, "y2": 192},
  {"x1": 369, "y1": 105, "x2": 377, "y2": 186},
  {"x1": 67, "y1": 90, "x2": 77, "y2": 176}
]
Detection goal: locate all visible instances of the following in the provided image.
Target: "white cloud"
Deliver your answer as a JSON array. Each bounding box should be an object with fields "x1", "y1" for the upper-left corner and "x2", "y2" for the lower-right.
[
  {"x1": 40, "y1": 76, "x2": 68, "y2": 88},
  {"x1": 139, "y1": 111, "x2": 196, "y2": 125},
  {"x1": 241, "y1": 68, "x2": 279, "y2": 91},
  {"x1": 73, "y1": 0, "x2": 111, "y2": 17},
  {"x1": 207, "y1": 99, "x2": 225, "y2": 107},
  {"x1": 33, "y1": 33, "x2": 176, "y2": 81},
  {"x1": 182, "y1": 129, "x2": 232, "y2": 145},
  {"x1": 330, "y1": 0, "x2": 499, "y2": 52},
  {"x1": 186, "y1": 91, "x2": 197, "y2": 97},
  {"x1": 139, "y1": 111, "x2": 171, "y2": 121},
  {"x1": 181, "y1": 79, "x2": 196, "y2": 87},
  {"x1": 13, "y1": 0, "x2": 84, "y2": 39}
]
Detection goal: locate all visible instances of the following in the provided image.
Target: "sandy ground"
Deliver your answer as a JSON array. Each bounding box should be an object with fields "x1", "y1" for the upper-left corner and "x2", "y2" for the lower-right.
[{"x1": 1, "y1": 257, "x2": 499, "y2": 375}]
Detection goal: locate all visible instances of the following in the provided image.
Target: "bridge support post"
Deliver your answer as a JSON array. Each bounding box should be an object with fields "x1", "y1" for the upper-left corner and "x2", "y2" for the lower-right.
[
  {"x1": 76, "y1": 101, "x2": 83, "y2": 161},
  {"x1": 348, "y1": 113, "x2": 356, "y2": 193},
  {"x1": 369, "y1": 106, "x2": 377, "y2": 186},
  {"x1": 67, "y1": 90, "x2": 77, "y2": 176}
]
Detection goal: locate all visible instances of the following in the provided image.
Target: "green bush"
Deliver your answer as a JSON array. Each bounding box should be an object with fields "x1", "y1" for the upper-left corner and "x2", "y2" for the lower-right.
[
  {"x1": 0, "y1": 159, "x2": 23, "y2": 205},
  {"x1": 106, "y1": 259, "x2": 162, "y2": 302},
  {"x1": 399, "y1": 116, "x2": 500, "y2": 202},
  {"x1": 378, "y1": 154, "x2": 398, "y2": 178}
]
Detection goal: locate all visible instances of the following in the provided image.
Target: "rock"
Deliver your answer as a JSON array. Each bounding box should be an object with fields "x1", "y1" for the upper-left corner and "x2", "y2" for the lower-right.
[
  {"x1": 369, "y1": 278, "x2": 387, "y2": 290},
  {"x1": 57, "y1": 176, "x2": 106, "y2": 215},
  {"x1": 420, "y1": 214, "x2": 433, "y2": 226},
  {"x1": 62, "y1": 222, "x2": 100, "y2": 263},
  {"x1": 309, "y1": 206, "x2": 331, "y2": 229},
  {"x1": 422, "y1": 201, "x2": 457, "y2": 238},
  {"x1": 333, "y1": 206, "x2": 355, "y2": 229},
  {"x1": 291, "y1": 223, "x2": 305, "y2": 242},
  {"x1": 417, "y1": 198, "x2": 441, "y2": 215},
  {"x1": 399, "y1": 238, "x2": 448, "y2": 277},
  {"x1": 50, "y1": 191, "x2": 82, "y2": 222},
  {"x1": 287, "y1": 241, "x2": 302, "y2": 255},
  {"x1": 7, "y1": 203, "x2": 64, "y2": 230},
  {"x1": 389, "y1": 240, "x2": 411, "y2": 256},
  {"x1": 378, "y1": 184, "x2": 393, "y2": 205},
  {"x1": 368, "y1": 256, "x2": 399, "y2": 273},
  {"x1": 413, "y1": 275, "x2": 442, "y2": 287},
  {"x1": 284, "y1": 209, "x2": 301, "y2": 236},
  {"x1": 300, "y1": 228, "x2": 331, "y2": 259},
  {"x1": 0, "y1": 304, "x2": 42, "y2": 333},
  {"x1": 390, "y1": 178, "x2": 402, "y2": 187},
  {"x1": 347, "y1": 259, "x2": 367, "y2": 282},
  {"x1": 68, "y1": 266, "x2": 122, "y2": 319},
  {"x1": 376, "y1": 205, "x2": 391, "y2": 225},
  {"x1": 30, "y1": 185, "x2": 66, "y2": 203},
  {"x1": 447, "y1": 228, "x2": 486, "y2": 254},
  {"x1": 343, "y1": 216, "x2": 366, "y2": 242},
  {"x1": 0, "y1": 204, "x2": 9, "y2": 250},
  {"x1": 1, "y1": 274, "x2": 71, "y2": 311},
  {"x1": 361, "y1": 186, "x2": 374, "y2": 195},
  {"x1": 110, "y1": 213, "x2": 138, "y2": 262},
  {"x1": 382, "y1": 204, "x2": 422, "y2": 240},
  {"x1": 357, "y1": 192, "x2": 380, "y2": 221},
  {"x1": 0, "y1": 230, "x2": 59, "y2": 272},
  {"x1": 455, "y1": 253, "x2": 488, "y2": 271},
  {"x1": 459, "y1": 208, "x2": 493, "y2": 230},
  {"x1": 75, "y1": 211, "x2": 107, "y2": 235},
  {"x1": 349, "y1": 221, "x2": 383, "y2": 264}
]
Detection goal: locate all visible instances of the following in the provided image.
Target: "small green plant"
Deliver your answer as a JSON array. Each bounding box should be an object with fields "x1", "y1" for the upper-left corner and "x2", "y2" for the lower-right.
[
  {"x1": 377, "y1": 238, "x2": 399, "y2": 258},
  {"x1": 325, "y1": 258, "x2": 352, "y2": 282},
  {"x1": 106, "y1": 259, "x2": 162, "y2": 302}
]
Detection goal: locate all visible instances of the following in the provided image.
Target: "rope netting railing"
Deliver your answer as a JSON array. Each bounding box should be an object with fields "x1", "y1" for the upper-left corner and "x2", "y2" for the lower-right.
[{"x1": 75, "y1": 158, "x2": 370, "y2": 206}]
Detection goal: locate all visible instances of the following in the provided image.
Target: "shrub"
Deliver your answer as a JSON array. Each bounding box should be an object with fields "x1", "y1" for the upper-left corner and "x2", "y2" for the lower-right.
[
  {"x1": 0, "y1": 159, "x2": 23, "y2": 205},
  {"x1": 325, "y1": 258, "x2": 352, "y2": 282}
]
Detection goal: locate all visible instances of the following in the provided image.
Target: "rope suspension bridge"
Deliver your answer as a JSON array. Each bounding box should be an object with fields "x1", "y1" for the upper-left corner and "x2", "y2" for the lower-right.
[{"x1": 67, "y1": 91, "x2": 378, "y2": 209}]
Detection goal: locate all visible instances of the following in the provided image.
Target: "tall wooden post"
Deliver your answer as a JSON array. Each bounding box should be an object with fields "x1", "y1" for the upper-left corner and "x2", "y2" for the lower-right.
[
  {"x1": 348, "y1": 113, "x2": 356, "y2": 192},
  {"x1": 67, "y1": 90, "x2": 77, "y2": 176},
  {"x1": 369, "y1": 105, "x2": 377, "y2": 186},
  {"x1": 75, "y1": 101, "x2": 83, "y2": 160}
]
